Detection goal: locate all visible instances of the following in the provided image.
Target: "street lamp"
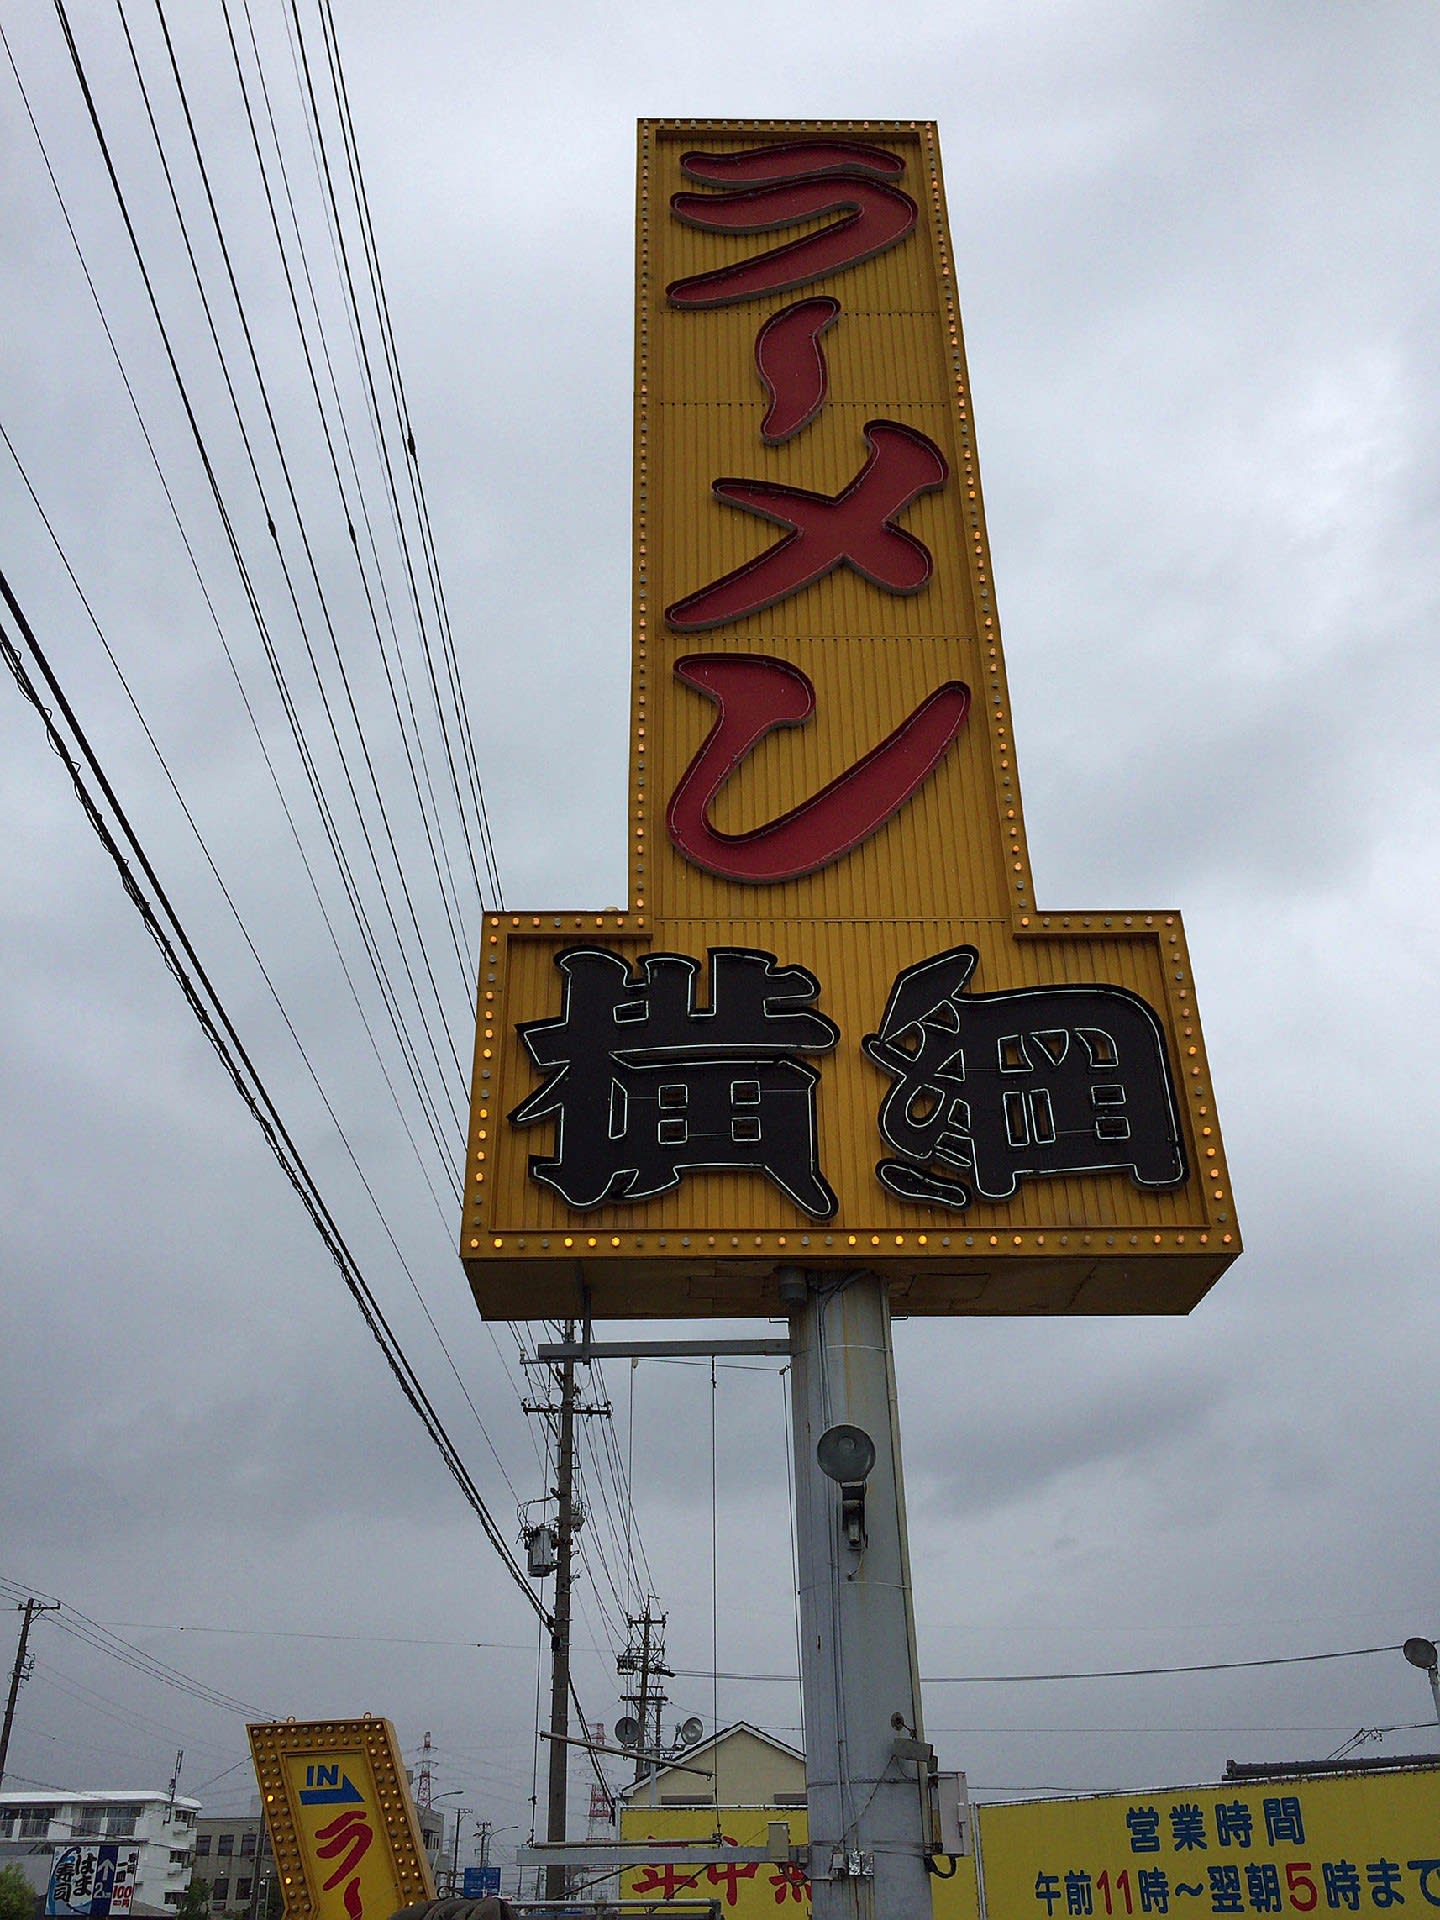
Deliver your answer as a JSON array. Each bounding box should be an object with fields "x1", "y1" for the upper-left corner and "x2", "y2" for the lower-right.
[
  {"x1": 429, "y1": 1790, "x2": 467, "y2": 1894},
  {"x1": 1402, "y1": 1638, "x2": 1440, "y2": 1724}
]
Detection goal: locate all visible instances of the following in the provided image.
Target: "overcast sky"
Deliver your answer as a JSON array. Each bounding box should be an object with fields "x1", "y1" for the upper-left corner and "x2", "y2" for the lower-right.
[{"x1": 3, "y1": 0, "x2": 1438, "y2": 1880}]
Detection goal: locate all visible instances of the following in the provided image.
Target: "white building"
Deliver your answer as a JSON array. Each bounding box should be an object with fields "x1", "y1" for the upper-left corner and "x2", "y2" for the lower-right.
[{"x1": 0, "y1": 1790, "x2": 200, "y2": 1916}]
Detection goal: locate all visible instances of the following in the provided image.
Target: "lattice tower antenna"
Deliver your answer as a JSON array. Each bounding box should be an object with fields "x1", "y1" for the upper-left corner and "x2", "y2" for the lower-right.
[{"x1": 582, "y1": 1724, "x2": 614, "y2": 1833}]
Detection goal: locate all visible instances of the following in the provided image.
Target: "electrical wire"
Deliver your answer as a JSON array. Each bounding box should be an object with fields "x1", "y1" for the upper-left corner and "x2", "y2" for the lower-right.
[
  {"x1": 0, "y1": 415, "x2": 531, "y2": 1513},
  {"x1": 104, "y1": 0, "x2": 466, "y2": 1108},
  {"x1": 0, "y1": 574, "x2": 540, "y2": 1629},
  {"x1": 922, "y1": 1645, "x2": 1412, "y2": 1683},
  {"x1": 3, "y1": 7, "x2": 562, "y2": 1523},
  {"x1": 0, "y1": 1580, "x2": 266, "y2": 1720},
  {"x1": 0, "y1": 20, "x2": 458, "y2": 1211},
  {"x1": 27, "y1": 1, "x2": 465, "y2": 1190},
  {"x1": 5, "y1": 0, "x2": 633, "y2": 1791},
  {"x1": 666, "y1": 1641, "x2": 1414, "y2": 1685},
  {"x1": 280, "y1": 0, "x2": 501, "y2": 909},
  {"x1": 209, "y1": 0, "x2": 475, "y2": 980}
]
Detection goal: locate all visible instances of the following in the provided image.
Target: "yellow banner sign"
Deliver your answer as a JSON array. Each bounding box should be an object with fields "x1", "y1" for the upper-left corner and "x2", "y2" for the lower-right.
[
  {"x1": 976, "y1": 1771, "x2": 1440, "y2": 1918},
  {"x1": 247, "y1": 1720, "x2": 434, "y2": 1920},
  {"x1": 619, "y1": 1804, "x2": 979, "y2": 1919},
  {"x1": 463, "y1": 120, "x2": 1239, "y2": 1319}
]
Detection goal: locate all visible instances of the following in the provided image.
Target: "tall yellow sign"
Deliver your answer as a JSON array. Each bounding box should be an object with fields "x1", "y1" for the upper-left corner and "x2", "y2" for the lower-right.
[{"x1": 463, "y1": 120, "x2": 1239, "y2": 1320}]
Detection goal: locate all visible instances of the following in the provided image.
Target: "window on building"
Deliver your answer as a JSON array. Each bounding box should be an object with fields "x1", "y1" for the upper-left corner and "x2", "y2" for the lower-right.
[
  {"x1": 237, "y1": 1879, "x2": 252, "y2": 1901},
  {"x1": 211, "y1": 1880, "x2": 230, "y2": 1904},
  {"x1": 20, "y1": 1806, "x2": 59, "y2": 1838},
  {"x1": 74, "y1": 1805, "x2": 105, "y2": 1837},
  {"x1": 217, "y1": 1835, "x2": 234, "y2": 1856},
  {"x1": 197, "y1": 1836, "x2": 212, "y2": 1856},
  {"x1": 172, "y1": 1809, "x2": 195, "y2": 1828},
  {"x1": 105, "y1": 1806, "x2": 142, "y2": 1838},
  {"x1": 164, "y1": 1895, "x2": 183, "y2": 1909},
  {"x1": 240, "y1": 1833, "x2": 256, "y2": 1857}
]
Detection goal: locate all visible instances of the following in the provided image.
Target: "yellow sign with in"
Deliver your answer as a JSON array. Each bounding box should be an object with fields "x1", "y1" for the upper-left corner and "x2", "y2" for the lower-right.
[
  {"x1": 247, "y1": 1719, "x2": 435, "y2": 1920},
  {"x1": 975, "y1": 1770, "x2": 1440, "y2": 1918},
  {"x1": 463, "y1": 121, "x2": 1239, "y2": 1320}
]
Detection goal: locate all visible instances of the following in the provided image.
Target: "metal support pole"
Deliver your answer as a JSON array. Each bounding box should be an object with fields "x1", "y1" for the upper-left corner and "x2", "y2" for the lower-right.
[
  {"x1": 786, "y1": 1270, "x2": 932, "y2": 1920},
  {"x1": 544, "y1": 1331, "x2": 578, "y2": 1903}
]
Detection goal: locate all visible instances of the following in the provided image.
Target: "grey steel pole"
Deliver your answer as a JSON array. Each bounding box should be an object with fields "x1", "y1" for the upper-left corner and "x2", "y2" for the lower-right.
[
  {"x1": 544, "y1": 1333, "x2": 577, "y2": 1903},
  {"x1": 785, "y1": 1269, "x2": 932, "y2": 1919}
]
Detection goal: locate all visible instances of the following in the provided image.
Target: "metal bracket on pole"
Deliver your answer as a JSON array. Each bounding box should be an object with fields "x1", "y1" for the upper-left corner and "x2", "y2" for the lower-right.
[
  {"x1": 518, "y1": 1821, "x2": 795, "y2": 1871},
  {"x1": 538, "y1": 1728, "x2": 714, "y2": 1779},
  {"x1": 824, "y1": 1851, "x2": 874, "y2": 1881},
  {"x1": 528, "y1": 1337, "x2": 793, "y2": 1363}
]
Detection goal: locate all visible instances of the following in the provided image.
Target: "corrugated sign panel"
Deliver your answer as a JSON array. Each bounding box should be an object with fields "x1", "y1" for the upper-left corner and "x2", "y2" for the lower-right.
[
  {"x1": 619, "y1": 1803, "x2": 981, "y2": 1919},
  {"x1": 463, "y1": 120, "x2": 1239, "y2": 1320},
  {"x1": 975, "y1": 1770, "x2": 1440, "y2": 1919}
]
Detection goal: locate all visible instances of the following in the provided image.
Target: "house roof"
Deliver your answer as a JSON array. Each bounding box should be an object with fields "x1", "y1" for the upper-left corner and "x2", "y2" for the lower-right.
[{"x1": 617, "y1": 1721, "x2": 804, "y2": 1800}]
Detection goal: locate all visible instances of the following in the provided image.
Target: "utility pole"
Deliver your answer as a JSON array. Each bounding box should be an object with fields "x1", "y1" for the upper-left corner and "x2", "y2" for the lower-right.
[
  {"x1": 617, "y1": 1603, "x2": 672, "y2": 1782},
  {"x1": 245, "y1": 1814, "x2": 273, "y2": 1920},
  {"x1": 523, "y1": 1321, "x2": 609, "y2": 1904},
  {"x1": 449, "y1": 1806, "x2": 471, "y2": 1895},
  {"x1": 1, "y1": 1597, "x2": 58, "y2": 1786}
]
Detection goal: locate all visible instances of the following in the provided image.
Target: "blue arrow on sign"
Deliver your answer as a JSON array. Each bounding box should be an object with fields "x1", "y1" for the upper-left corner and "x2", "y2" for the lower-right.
[{"x1": 299, "y1": 1765, "x2": 363, "y2": 1805}]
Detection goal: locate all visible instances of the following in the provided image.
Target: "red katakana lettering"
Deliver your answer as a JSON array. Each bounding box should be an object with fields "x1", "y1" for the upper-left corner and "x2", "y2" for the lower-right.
[
  {"x1": 680, "y1": 140, "x2": 907, "y2": 188},
  {"x1": 666, "y1": 420, "x2": 949, "y2": 630},
  {"x1": 631, "y1": 1860, "x2": 706, "y2": 1900},
  {"x1": 668, "y1": 140, "x2": 915, "y2": 308},
  {"x1": 667, "y1": 654, "x2": 969, "y2": 882},
  {"x1": 314, "y1": 1812, "x2": 373, "y2": 1892},
  {"x1": 768, "y1": 1859, "x2": 811, "y2": 1904},
  {"x1": 755, "y1": 296, "x2": 840, "y2": 442},
  {"x1": 708, "y1": 1856, "x2": 761, "y2": 1906}
]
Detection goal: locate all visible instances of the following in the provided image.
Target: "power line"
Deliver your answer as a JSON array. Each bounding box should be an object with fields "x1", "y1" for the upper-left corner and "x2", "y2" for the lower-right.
[
  {"x1": 105, "y1": 0, "x2": 468, "y2": 1106},
  {"x1": 280, "y1": 0, "x2": 501, "y2": 910},
  {"x1": 18, "y1": 2, "x2": 465, "y2": 1195},
  {"x1": 664, "y1": 1641, "x2": 1413, "y2": 1685},
  {"x1": 921, "y1": 1644, "x2": 1411, "y2": 1684},
  {"x1": 3, "y1": 11, "x2": 547, "y2": 1511},
  {"x1": 0, "y1": 572, "x2": 541, "y2": 1631},
  {"x1": 0, "y1": 1580, "x2": 264, "y2": 1723}
]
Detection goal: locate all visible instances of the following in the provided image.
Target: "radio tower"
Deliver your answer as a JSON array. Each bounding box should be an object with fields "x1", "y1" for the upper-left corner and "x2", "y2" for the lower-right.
[
  {"x1": 416, "y1": 1731, "x2": 433, "y2": 1810},
  {"x1": 583, "y1": 1725, "x2": 614, "y2": 1834}
]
